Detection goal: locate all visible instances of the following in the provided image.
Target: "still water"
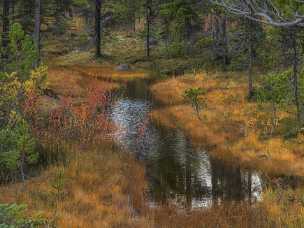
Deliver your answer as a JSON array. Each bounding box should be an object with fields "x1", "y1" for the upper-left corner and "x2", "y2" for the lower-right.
[{"x1": 109, "y1": 79, "x2": 262, "y2": 210}]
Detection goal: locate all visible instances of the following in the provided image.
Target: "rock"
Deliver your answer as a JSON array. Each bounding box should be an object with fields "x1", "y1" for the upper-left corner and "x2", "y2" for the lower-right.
[
  {"x1": 145, "y1": 37, "x2": 158, "y2": 46},
  {"x1": 149, "y1": 37, "x2": 158, "y2": 46},
  {"x1": 116, "y1": 64, "x2": 130, "y2": 71}
]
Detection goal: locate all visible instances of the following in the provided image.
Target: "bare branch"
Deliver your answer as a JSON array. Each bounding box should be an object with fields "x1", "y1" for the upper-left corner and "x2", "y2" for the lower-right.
[{"x1": 211, "y1": 0, "x2": 304, "y2": 27}]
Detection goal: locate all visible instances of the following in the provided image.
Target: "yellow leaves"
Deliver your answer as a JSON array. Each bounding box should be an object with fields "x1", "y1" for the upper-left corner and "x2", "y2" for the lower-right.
[
  {"x1": 24, "y1": 65, "x2": 48, "y2": 95},
  {"x1": 0, "y1": 72, "x2": 21, "y2": 108},
  {"x1": 8, "y1": 111, "x2": 22, "y2": 125},
  {"x1": 1, "y1": 66, "x2": 48, "y2": 102}
]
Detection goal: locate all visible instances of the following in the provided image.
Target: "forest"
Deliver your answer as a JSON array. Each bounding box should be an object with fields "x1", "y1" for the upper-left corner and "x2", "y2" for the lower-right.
[{"x1": 1, "y1": 0, "x2": 304, "y2": 227}]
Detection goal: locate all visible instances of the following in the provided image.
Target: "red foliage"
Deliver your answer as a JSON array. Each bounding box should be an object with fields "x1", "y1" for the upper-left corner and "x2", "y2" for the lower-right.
[
  {"x1": 46, "y1": 84, "x2": 113, "y2": 144},
  {"x1": 23, "y1": 91, "x2": 39, "y2": 118}
]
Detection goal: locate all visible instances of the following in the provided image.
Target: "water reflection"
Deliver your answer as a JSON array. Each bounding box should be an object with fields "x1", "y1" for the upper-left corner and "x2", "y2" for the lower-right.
[{"x1": 109, "y1": 80, "x2": 262, "y2": 210}]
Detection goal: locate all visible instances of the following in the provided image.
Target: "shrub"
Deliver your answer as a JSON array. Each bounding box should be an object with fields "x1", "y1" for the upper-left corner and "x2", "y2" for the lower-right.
[
  {"x1": 256, "y1": 70, "x2": 292, "y2": 135},
  {"x1": 7, "y1": 23, "x2": 37, "y2": 81},
  {"x1": 0, "y1": 203, "x2": 46, "y2": 227},
  {"x1": 184, "y1": 87, "x2": 206, "y2": 119}
]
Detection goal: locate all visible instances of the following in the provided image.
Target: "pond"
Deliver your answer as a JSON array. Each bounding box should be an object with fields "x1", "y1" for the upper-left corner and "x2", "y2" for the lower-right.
[{"x1": 109, "y1": 79, "x2": 263, "y2": 210}]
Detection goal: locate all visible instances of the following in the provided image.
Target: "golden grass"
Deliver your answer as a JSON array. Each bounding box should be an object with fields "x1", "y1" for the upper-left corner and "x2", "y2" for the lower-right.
[
  {"x1": 47, "y1": 67, "x2": 120, "y2": 98},
  {"x1": 150, "y1": 187, "x2": 304, "y2": 228},
  {"x1": 2, "y1": 137, "x2": 303, "y2": 228},
  {"x1": 71, "y1": 65, "x2": 148, "y2": 82},
  {"x1": 0, "y1": 143, "x2": 149, "y2": 228},
  {"x1": 36, "y1": 67, "x2": 121, "y2": 118},
  {"x1": 3, "y1": 61, "x2": 304, "y2": 227},
  {"x1": 49, "y1": 51, "x2": 94, "y2": 67},
  {"x1": 0, "y1": 63, "x2": 152, "y2": 227},
  {"x1": 150, "y1": 72, "x2": 304, "y2": 176}
]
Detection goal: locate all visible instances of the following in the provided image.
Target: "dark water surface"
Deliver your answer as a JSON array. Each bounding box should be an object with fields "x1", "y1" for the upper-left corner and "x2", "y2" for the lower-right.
[{"x1": 109, "y1": 79, "x2": 262, "y2": 210}]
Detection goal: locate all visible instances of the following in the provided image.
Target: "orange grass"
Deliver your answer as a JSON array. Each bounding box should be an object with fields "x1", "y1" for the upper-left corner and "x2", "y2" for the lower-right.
[
  {"x1": 1, "y1": 140, "x2": 303, "y2": 227},
  {"x1": 71, "y1": 65, "x2": 148, "y2": 82},
  {"x1": 150, "y1": 72, "x2": 304, "y2": 176},
  {"x1": 0, "y1": 143, "x2": 148, "y2": 228},
  {"x1": 47, "y1": 68, "x2": 120, "y2": 98},
  {"x1": 2, "y1": 66, "x2": 304, "y2": 227},
  {"x1": 150, "y1": 187, "x2": 304, "y2": 228}
]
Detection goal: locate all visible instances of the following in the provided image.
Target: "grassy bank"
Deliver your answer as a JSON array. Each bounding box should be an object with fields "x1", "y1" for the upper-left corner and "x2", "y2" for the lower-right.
[
  {"x1": 0, "y1": 142, "x2": 148, "y2": 227},
  {"x1": 2, "y1": 62, "x2": 304, "y2": 227},
  {"x1": 0, "y1": 63, "x2": 150, "y2": 227},
  {"x1": 2, "y1": 24, "x2": 304, "y2": 227},
  {"x1": 150, "y1": 72, "x2": 304, "y2": 177},
  {"x1": 70, "y1": 65, "x2": 148, "y2": 82},
  {"x1": 2, "y1": 143, "x2": 304, "y2": 228}
]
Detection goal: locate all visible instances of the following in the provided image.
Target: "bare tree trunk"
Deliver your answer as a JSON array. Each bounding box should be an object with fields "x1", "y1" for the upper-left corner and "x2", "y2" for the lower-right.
[
  {"x1": 248, "y1": 19, "x2": 255, "y2": 99},
  {"x1": 146, "y1": 0, "x2": 151, "y2": 58},
  {"x1": 212, "y1": 15, "x2": 220, "y2": 60},
  {"x1": 1, "y1": 0, "x2": 10, "y2": 70},
  {"x1": 248, "y1": 45, "x2": 254, "y2": 98},
  {"x1": 222, "y1": 16, "x2": 229, "y2": 66},
  {"x1": 128, "y1": 0, "x2": 136, "y2": 32},
  {"x1": 20, "y1": 152, "x2": 26, "y2": 182},
  {"x1": 11, "y1": 0, "x2": 15, "y2": 23},
  {"x1": 95, "y1": 0, "x2": 102, "y2": 58},
  {"x1": 34, "y1": 0, "x2": 41, "y2": 67},
  {"x1": 212, "y1": 13, "x2": 229, "y2": 67},
  {"x1": 292, "y1": 32, "x2": 301, "y2": 125}
]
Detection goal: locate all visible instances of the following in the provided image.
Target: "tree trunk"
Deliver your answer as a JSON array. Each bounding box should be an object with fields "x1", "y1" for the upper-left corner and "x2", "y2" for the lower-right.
[
  {"x1": 34, "y1": 0, "x2": 41, "y2": 67},
  {"x1": 292, "y1": 32, "x2": 301, "y2": 125},
  {"x1": 222, "y1": 16, "x2": 229, "y2": 66},
  {"x1": 248, "y1": 45, "x2": 254, "y2": 99},
  {"x1": 248, "y1": 19, "x2": 255, "y2": 99},
  {"x1": 146, "y1": 0, "x2": 151, "y2": 58},
  {"x1": 212, "y1": 14, "x2": 229, "y2": 67},
  {"x1": 20, "y1": 152, "x2": 26, "y2": 182},
  {"x1": 95, "y1": 0, "x2": 102, "y2": 58},
  {"x1": 128, "y1": 0, "x2": 136, "y2": 32},
  {"x1": 1, "y1": 0, "x2": 10, "y2": 70},
  {"x1": 11, "y1": 0, "x2": 15, "y2": 23}
]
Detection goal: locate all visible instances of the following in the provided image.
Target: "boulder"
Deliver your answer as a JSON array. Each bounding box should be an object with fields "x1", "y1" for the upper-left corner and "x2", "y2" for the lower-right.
[
  {"x1": 145, "y1": 37, "x2": 158, "y2": 46},
  {"x1": 116, "y1": 64, "x2": 130, "y2": 71}
]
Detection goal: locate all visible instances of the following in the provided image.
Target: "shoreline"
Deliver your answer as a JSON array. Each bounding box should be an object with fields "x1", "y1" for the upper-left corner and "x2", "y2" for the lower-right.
[{"x1": 149, "y1": 72, "x2": 304, "y2": 177}]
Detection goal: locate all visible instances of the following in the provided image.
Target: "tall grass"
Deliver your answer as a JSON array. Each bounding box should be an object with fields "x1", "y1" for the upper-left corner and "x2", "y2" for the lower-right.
[
  {"x1": 2, "y1": 66, "x2": 304, "y2": 227},
  {"x1": 150, "y1": 72, "x2": 304, "y2": 177}
]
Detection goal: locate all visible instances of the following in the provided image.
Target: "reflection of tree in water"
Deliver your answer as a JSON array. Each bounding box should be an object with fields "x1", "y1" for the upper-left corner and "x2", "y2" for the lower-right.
[
  {"x1": 211, "y1": 161, "x2": 243, "y2": 202},
  {"x1": 211, "y1": 160, "x2": 262, "y2": 205},
  {"x1": 147, "y1": 129, "x2": 213, "y2": 208},
  {"x1": 109, "y1": 79, "x2": 262, "y2": 210}
]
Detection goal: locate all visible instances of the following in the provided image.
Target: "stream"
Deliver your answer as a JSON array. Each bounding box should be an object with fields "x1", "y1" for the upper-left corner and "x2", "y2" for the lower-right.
[{"x1": 108, "y1": 79, "x2": 263, "y2": 210}]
